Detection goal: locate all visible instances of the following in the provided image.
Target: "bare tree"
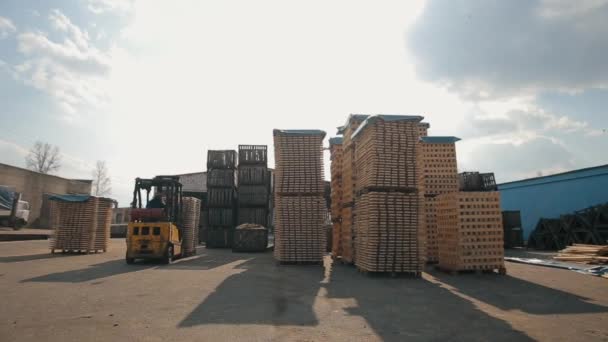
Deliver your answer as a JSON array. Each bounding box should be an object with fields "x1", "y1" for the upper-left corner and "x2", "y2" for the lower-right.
[
  {"x1": 25, "y1": 141, "x2": 61, "y2": 174},
  {"x1": 92, "y1": 160, "x2": 112, "y2": 196}
]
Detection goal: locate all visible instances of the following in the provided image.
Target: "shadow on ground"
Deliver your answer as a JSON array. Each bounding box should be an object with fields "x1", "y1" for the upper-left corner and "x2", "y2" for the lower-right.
[
  {"x1": 430, "y1": 270, "x2": 608, "y2": 315},
  {"x1": 20, "y1": 259, "x2": 157, "y2": 283},
  {"x1": 0, "y1": 253, "x2": 72, "y2": 263},
  {"x1": 324, "y1": 262, "x2": 535, "y2": 341},
  {"x1": 179, "y1": 254, "x2": 323, "y2": 327},
  {"x1": 166, "y1": 246, "x2": 255, "y2": 271}
]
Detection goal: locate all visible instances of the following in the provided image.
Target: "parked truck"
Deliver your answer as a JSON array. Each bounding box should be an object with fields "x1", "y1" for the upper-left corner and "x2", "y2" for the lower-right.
[{"x1": 0, "y1": 186, "x2": 30, "y2": 229}]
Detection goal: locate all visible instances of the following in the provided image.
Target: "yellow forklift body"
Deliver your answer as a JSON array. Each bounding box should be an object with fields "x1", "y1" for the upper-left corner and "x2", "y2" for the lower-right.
[{"x1": 126, "y1": 222, "x2": 182, "y2": 260}]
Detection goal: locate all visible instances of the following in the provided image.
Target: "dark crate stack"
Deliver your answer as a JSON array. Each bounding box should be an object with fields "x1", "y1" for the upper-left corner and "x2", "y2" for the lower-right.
[
  {"x1": 237, "y1": 145, "x2": 270, "y2": 228},
  {"x1": 273, "y1": 129, "x2": 327, "y2": 264},
  {"x1": 206, "y1": 150, "x2": 237, "y2": 248},
  {"x1": 459, "y1": 172, "x2": 497, "y2": 192},
  {"x1": 352, "y1": 115, "x2": 425, "y2": 275}
]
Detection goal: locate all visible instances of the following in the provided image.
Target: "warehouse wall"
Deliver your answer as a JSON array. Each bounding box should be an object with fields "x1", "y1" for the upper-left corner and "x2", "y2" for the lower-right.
[
  {"x1": 0, "y1": 163, "x2": 92, "y2": 227},
  {"x1": 498, "y1": 165, "x2": 608, "y2": 239}
]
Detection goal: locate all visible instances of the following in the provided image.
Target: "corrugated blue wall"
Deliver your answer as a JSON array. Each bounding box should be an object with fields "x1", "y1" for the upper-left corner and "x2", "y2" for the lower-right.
[{"x1": 498, "y1": 165, "x2": 608, "y2": 239}]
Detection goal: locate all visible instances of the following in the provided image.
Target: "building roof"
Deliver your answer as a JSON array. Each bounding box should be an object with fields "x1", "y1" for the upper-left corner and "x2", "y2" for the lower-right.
[
  {"x1": 173, "y1": 171, "x2": 206, "y2": 177},
  {"x1": 420, "y1": 136, "x2": 461, "y2": 144},
  {"x1": 498, "y1": 164, "x2": 608, "y2": 189},
  {"x1": 0, "y1": 163, "x2": 92, "y2": 183},
  {"x1": 329, "y1": 137, "x2": 343, "y2": 145}
]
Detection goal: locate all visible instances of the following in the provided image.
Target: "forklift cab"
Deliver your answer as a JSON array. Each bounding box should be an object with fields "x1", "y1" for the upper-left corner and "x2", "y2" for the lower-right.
[{"x1": 126, "y1": 176, "x2": 183, "y2": 264}]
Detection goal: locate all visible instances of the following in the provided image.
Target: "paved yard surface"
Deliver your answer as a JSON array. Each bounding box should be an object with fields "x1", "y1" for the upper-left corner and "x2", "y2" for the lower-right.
[{"x1": 1, "y1": 239, "x2": 607, "y2": 341}]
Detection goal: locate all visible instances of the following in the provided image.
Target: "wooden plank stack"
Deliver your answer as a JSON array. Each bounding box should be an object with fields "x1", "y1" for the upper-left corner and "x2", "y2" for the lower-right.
[
  {"x1": 553, "y1": 244, "x2": 608, "y2": 264},
  {"x1": 49, "y1": 196, "x2": 113, "y2": 253},
  {"x1": 237, "y1": 145, "x2": 270, "y2": 227},
  {"x1": 329, "y1": 137, "x2": 343, "y2": 258},
  {"x1": 273, "y1": 129, "x2": 327, "y2": 264},
  {"x1": 352, "y1": 115, "x2": 425, "y2": 275},
  {"x1": 436, "y1": 191, "x2": 506, "y2": 273},
  {"x1": 339, "y1": 115, "x2": 368, "y2": 263},
  {"x1": 419, "y1": 136, "x2": 460, "y2": 263},
  {"x1": 206, "y1": 150, "x2": 237, "y2": 248},
  {"x1": 182, "y1": 196, "x2": 201, "y2": 256}
]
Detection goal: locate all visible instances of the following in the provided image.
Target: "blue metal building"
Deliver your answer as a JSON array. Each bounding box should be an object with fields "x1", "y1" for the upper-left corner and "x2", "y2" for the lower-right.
[{"x1": 498, "y1": 164, "x2": 608, "y2": 240}]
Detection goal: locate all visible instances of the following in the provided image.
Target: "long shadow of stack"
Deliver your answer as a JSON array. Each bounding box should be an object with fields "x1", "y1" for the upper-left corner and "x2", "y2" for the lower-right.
[
  {"x1": 430, "y1": 271, "x2": 608, "y2": 316},
  {"x1": 20, "y1": 259, "x2": 156, "y2": 283},
  {"x1": 325, "y1": 263, "x2": 535, "y2": 341},
  {"x1": 179, "y1": 252, "x2": 323, "y2": 327}
]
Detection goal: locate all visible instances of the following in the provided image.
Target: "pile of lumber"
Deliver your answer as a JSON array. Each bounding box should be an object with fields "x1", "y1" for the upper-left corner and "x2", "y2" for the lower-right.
[
  {"x1": 273, "y1": 129, "x2": 327, "y2": 264},
  {"x1": 182, "y1": 196, "x2": 201, "y2": 257},
  {"x1": 418, "y1": 136, "x2": 460, "y2": 263},
  {"x1": 554, "y1": 244, "x2": 608, "y2": 264},
  {"x1": 49, "y1": 195, "x2": 113, "y2": 253},
  {"x1": 329, "y1": 137, "x2": 343, "y2": 258},
  {"x1": 232, "y1": 223, "x2": 268, "y2": 252},
  {"x1": 206, "y1": 150, "x2": 237, "y2": 248},
  {"x1": 352, "y1": 115, "x2": 425, "y2": 275},
  {"x1": 437, "y1": 191, "x2": 506, "y2": 273}
]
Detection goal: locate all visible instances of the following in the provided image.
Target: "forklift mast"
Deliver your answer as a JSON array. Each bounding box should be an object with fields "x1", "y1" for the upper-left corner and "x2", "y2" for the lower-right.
[{"x1": 131, "y1": 176, "x2": 183, "y2": 225}]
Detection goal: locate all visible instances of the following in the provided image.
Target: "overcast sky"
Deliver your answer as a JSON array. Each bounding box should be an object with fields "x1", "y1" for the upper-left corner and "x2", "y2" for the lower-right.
[{"x1": 1, "y1": 0, "x2": 607, "y2": 206}]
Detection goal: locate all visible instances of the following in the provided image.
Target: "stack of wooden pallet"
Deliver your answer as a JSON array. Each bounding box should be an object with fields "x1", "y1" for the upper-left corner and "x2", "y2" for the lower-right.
[
  {"x1": 436, "y1": 191, "x2": 506, "y2": 274},
  {"x1": 329, "y1": 137, "x2": 343, "y2": 258},
  {"x1": 237, "y1": 145, "x2": 270, "y2": 227},
  {"x1": 418, "y1": 136, "x2": 461, "y2": 263},
  {"x1": 49, "y1": 195, "x2": 113, "y2": 253},
  {"x1": 339, "y1": 115, "x2": 368, "y2": 263},
  {"x1": 182, "y1": 196, "x2": 201, "y2": 256},
  {"x1": 352, "y1": 115, "x2": 425, "y2": 275},
  {"x1": 206, "y1": 150, "x2": 237, "y2": 248},
  {"x1": 554, "y1": 244, "x2": 608, "y2": 264},
  {"x1": 273, "y1": 129, "x2": 326, "y2": 264},
  {"x1": 418, "y1": 122, "x2": 430, "y2": 138}
]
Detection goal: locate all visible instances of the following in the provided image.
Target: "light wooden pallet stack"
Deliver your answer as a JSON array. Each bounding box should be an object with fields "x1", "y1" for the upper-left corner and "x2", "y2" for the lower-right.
[
  {"x1": 436, "y1": 191, "x2": 506, "y2": 274},
  {"x1": 418, "y1": 122, "x2": 430, "y2": 138},
  {"x1": 352, "y1": 115, "x2": 425, "y2": 275},
  {"x1": 419, "y1": 136, "x2": 461, "y2": 263},
  {"x1": 182, "y1": 196, "x2": 201, "y2": 257},
  {"x1": 273, "y1": 129, "x2": 327, "y2": 264},
  {"x1": 339, "y1": 115, "x2": 368, "y2": 263},
  {"x1": 50, "y1": 196, "x2": 113, "y2": 253},
  {"x1": 329, "y1": 137, "x2": 344, "y2": 258}
]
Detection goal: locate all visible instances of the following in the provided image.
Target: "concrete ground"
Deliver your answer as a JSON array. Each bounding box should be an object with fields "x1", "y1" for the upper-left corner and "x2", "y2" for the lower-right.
[{"x1": 1, "y1": 240, "x2": 607, "y2": 342}]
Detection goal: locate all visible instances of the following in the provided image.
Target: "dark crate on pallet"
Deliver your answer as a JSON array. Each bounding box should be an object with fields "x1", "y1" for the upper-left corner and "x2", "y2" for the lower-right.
[
  {"x1": 208, "y1": 208, "x2": 235, "y2": 227},
  {"x1": 237, "y1": 207, "x2": 268, "y2": 226},
  {"x1": 206, "y1": 227, "x2": 234, "y2": 248},
  {"x1": 238, "y1": 145, "x2": 268, "y2": 166},
  {"x1": 233, "y1": 226, "x2": 268, "y2": 252},
  {"x1": 207, "y1": 169, "x2": 236, "y2": 187},
  {"x1": 238, "y1": 166, "x2": 270, "y2": 185},
  {"x1": 502, "y1": 210, "x2": 524, "y2": 248},
  {"x1": 238, "y1": 185, "x2": 269, "y2": 206},
  {"x1": 458, "y1": 172, "x2": 497, "y2": 191},
  {"x1": 207, "y1": 150, "x2": 237, "y2": 170},
  {"x1": 207, "y1": 188, "x2": 236, "y2": 207}
]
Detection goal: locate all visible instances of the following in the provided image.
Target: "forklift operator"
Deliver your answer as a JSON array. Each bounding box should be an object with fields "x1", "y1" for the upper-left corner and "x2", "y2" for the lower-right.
[{"x1": 146, "y1": 193, "x2": 166, "y2": 209}]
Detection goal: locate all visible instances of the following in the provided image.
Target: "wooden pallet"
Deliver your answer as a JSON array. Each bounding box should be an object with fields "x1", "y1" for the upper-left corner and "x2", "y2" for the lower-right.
[
  {"x1": 182, "y1": 197, "x2": 201, "y2": 256},
  {"x1": 418, "y1": 141, "x2": 459, "y2": 196},
  {"x1": 273, "y1": 134, "x2": 325, "y2": 194}
]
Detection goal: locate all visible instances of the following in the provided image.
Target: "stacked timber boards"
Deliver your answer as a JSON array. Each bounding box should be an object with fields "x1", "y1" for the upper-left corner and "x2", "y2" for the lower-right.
[
  {"x1": 329, "y1": 137, "x2": 343, "y2": 258},
  {"x1": 352, "y1": 115, "x2": 424, "y2": 275},
  {"x1": 436, "y1": 191, "x2": 505, "y2": 273},
  {"x1": 273, "y1": 129, "x2": 326, "y2": 264},
  {"x1": 182, "y1": 196, "x2": 201, "y2": 256},
  {"x1": 49, "y1": 195, "x2": 113, "y2": 253}
]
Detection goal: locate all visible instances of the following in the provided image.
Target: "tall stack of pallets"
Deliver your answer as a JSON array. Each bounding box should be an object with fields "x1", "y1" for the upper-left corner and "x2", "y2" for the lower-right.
[
  {"x1": 49, "y1": 195, "x2": 113, "y2": 253},
  {"x1": 237, "y1": 145, "x2": 270, "y2": 227},
  {"x1": 329, "y1": 137, "x2": 344, "y2": 258},
  {"x1": 436, "y1": 191, "x2": 506, "y2": 274},
  {"x1": 206, "y1": 150, "x2": 237, "y2": 248},
  {"x1": 273, "y1": 129, "x2": 327, "y2": 264},
  {"x1": 339, "y1": 114, "x2": 369, "y2": 263},
  {"x1": 352, "y1": 115, "x2": 425, "y2": 275},
  {"x1": 182, "y1": 196, "x2": 201, "y2": 256},
  {"x1": 419, "y1": 136, "x2": 460, "y2": 263}
]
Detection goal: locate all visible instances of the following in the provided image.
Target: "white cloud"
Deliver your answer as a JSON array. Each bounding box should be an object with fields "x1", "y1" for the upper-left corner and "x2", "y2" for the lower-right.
[
  {"x1": 13, "y1": 10, "x2": 111, "y2": 119},
  {"x1": 87, "y1": 0, "x2": 134, "y2": 14},
  {"x1": 0, "y1": 16, "x2": 17, "y2": 39}
]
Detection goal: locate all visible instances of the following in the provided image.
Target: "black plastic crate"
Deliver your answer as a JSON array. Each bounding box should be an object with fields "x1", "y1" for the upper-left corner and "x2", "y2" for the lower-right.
[
  {"x1": 207, "y1": 150, "x2": 237, "y2": 170},
  {"x1": 458, "y1": 172, "x2": 497, "y2": 191},
  {"x1": 208, "y1": 208, "x2": 235, "y2": 227},
  {"x1": 238, "y1": 145, "x2": 267, "y2": 166},
  {"x1": 238, "y1": 185, "x2": 269, "y2": 206},
  {"x1": 206, "y1": 227, "x2": 234, "y2": 248},
  {"x1": 238, "y1": 166, "x2": 270, "y2": 185},
  {"x1": 207, "y1": 188, "x2": 236, "y2": 207},
  {"x1": 207, "y1": 169, "x2": 236, "y2": 188},
  {"x1": 237, "y1": 207, "x2": 268, "y2": 226}
]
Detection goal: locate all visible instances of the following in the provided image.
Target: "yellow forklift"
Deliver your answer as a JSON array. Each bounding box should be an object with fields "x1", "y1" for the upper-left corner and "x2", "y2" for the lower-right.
[{"x1": 126, "y1": 176, "x2": 183, "y2": 264}]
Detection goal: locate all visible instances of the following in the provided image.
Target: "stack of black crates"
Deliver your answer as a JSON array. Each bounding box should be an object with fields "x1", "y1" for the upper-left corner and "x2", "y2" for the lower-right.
[
  {"x1": 206, "y1": 150, "x2": 237, "y2": 248},
  {"x1": 237, "y1": 145, "x2": 270, "y2": 227}
]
